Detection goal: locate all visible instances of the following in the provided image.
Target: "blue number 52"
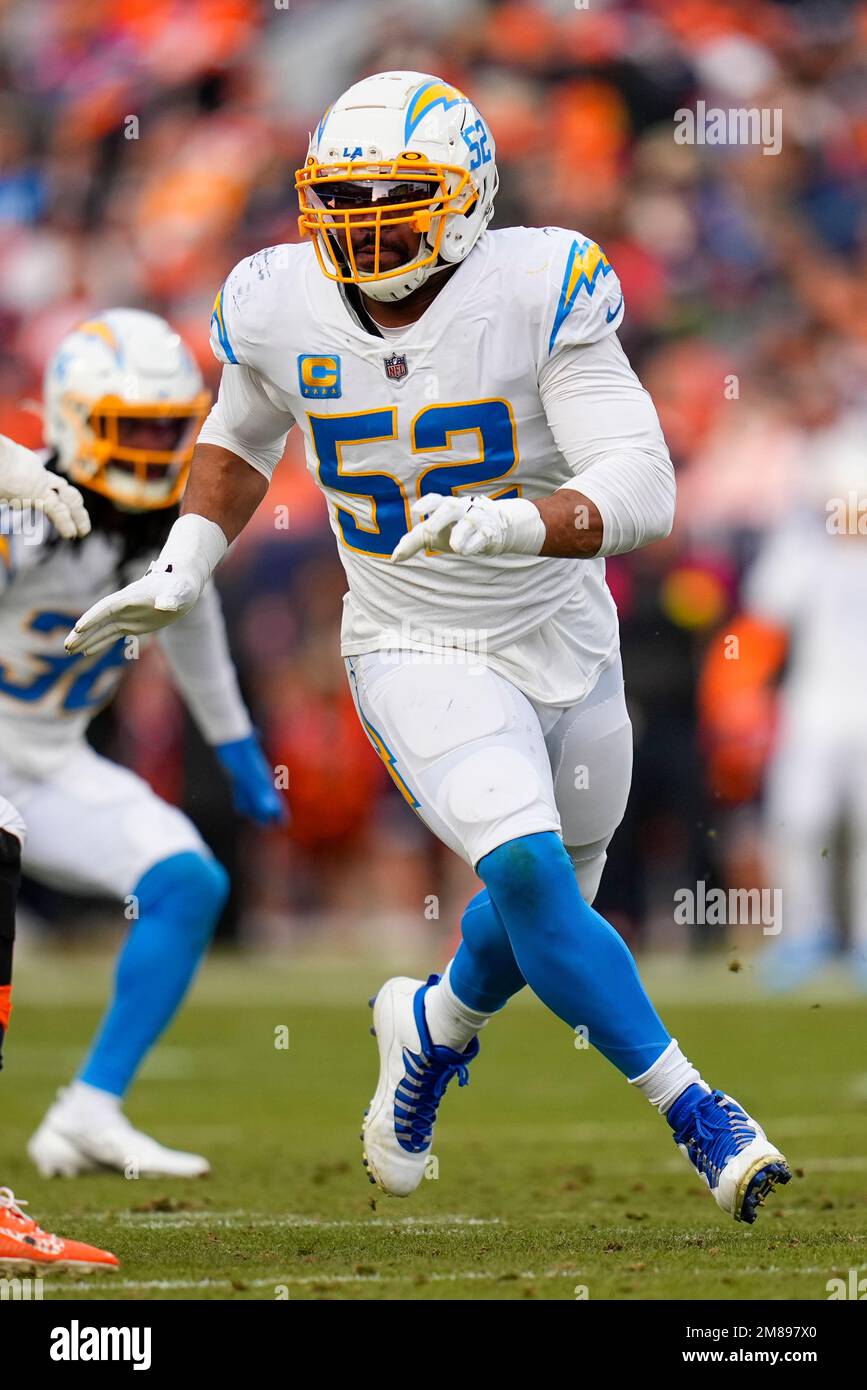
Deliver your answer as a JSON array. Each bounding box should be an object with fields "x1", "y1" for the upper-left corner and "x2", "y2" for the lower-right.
[
  {"x1": 461, "y1": 119, "x2": 492, "y2": 172},
  {"x1": 308, "y1": 399, "x2": 519, "y2": 558}
]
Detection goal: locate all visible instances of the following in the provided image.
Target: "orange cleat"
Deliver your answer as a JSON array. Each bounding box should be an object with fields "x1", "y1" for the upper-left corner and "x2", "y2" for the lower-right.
[{"x1": 0, "y1": 1187, "x2": 119, "y2": 1273}]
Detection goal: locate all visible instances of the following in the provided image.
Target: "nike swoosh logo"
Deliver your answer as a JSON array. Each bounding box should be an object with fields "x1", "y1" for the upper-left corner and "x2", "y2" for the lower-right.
[{"x1": 606, "y1": 295, "x2": 624, "y2": 323}]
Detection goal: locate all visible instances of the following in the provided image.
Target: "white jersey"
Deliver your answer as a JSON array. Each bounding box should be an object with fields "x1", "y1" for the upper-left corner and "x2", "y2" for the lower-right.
[
  {"x1": 0, "y1": 513, "x2": 251, "y2": 779},
  {"x1": 201, "y1": 226, "x2": 674, "y2": 706}
]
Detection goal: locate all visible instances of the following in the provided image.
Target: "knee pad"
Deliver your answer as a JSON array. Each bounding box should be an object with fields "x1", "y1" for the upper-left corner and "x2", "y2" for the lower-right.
[{"x1": 134, "y1": 851, "x2": 230, "y2": 939}]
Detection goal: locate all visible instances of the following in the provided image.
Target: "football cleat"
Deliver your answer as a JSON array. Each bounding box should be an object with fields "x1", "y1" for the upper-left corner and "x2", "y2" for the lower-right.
[
  {"x1": 0, "y1": 1188, "x2": 119, "y2": 1272},
  {"x1": 668, "y1": 1084, "x2": 791, "y2": 1223},
  {"x1": 29, "y1": 1093, "x2": 210, "y2": 1179},
  {"x1": 362, "y1": 974, "x2": 479, "y2": 1197}
]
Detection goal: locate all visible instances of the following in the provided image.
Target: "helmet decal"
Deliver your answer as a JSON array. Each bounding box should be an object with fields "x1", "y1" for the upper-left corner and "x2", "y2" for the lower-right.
[
  {"x1": 404, "y1": 80, "x2": 467, "y2": 142},
  {"x1": 77, "y1": 320, "x2": 123, "y2": 362},
  {"x1": 316, "y1": 105, "x2": 332, "y2": 145}
]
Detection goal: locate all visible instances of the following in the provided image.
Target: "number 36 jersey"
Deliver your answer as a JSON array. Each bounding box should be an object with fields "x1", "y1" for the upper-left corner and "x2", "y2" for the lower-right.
[{"x1": 202, "y1": 225, "x2": 671, "y2": 707}]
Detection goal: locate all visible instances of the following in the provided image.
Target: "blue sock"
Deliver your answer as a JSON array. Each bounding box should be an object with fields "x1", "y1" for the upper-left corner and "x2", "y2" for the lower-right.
[
  {"x1": 478, "y1": 831, "x2": 670, "y2": 1077},
  {"x1": 78, "y1": 851, "x2": 229, "y2": 1097},
  {"x1": 450, "y1": 889, "x2": 526, "y2": 1012}
]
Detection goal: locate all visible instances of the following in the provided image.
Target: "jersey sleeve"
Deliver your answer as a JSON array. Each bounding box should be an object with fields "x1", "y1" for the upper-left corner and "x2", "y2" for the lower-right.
[
  {"x1": 197, "y1": 363, "x2": 294, "y2": 481},
  {"x1": 208, "y1": 246, "x2": 292, "y2": 368},
  {"x1": 208, "y1": 256, "x2": 256, "y2": 367},
  {"x1": 203, "y1": 250, "x2": 296, "y2": 480},
  {"x1": 537, "y1": 227, "x2": 625, "y2": 371}
]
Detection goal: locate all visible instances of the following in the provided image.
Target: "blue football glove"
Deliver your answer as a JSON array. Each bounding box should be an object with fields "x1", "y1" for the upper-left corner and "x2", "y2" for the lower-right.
[{"x1": 215, "y1": 734, "x2": 287, "y2": 826}]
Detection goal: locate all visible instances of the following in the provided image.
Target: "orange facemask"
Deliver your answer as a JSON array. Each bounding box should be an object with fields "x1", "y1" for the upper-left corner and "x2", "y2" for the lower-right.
[{"x1": 61, "y1": 392, "x2": 211, "y2": 510}]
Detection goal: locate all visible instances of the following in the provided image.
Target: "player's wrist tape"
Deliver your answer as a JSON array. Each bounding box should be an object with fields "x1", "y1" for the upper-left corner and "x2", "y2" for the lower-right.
[
  {"x1": 501, "y1": 498, "x2": 546, "y2": 555},
  {"x1": 156, "y1": 514, "x2": 228, "y2": 587}
]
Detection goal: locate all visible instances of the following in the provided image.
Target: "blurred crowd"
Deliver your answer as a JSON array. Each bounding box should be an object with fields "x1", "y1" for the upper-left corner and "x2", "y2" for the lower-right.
[{"x1": 2, "y1": 0, "x2": 867, "y2": 952}]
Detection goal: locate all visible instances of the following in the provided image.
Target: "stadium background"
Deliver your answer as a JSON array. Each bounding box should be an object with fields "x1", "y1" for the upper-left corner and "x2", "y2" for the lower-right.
[{"x1": 2, "y1": 0, "x2": 865, "y2": 961}]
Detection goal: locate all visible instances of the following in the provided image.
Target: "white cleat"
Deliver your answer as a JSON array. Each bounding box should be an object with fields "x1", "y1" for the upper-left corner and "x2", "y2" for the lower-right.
[
  {"x1": 362, "y1": 974, "x2": 479, "y2": 1198},
  {"x1": 667, "y1": 1084, "x2": 791, "y2": 1223},
  {"x1": 28, "y1": 1094, "x2": 210, "y2": 1179}
]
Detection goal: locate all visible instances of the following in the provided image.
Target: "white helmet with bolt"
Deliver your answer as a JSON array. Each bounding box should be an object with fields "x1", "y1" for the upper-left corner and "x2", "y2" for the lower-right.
[
  {"x1": 43, "y1": 308, "x2": 210, "y2": 511},
  {"x1": 296, "y1": 70, "x2": 499, "y2": 302}
]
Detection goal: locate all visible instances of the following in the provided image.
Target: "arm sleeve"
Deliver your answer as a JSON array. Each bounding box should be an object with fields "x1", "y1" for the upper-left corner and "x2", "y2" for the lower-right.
[
  {"x1": 156, "y1": 579, "x2": 253, "y2": 746},
  {"x1": 197, "y1": 363, "x2": 294, "y2": 482},
  {"x1": 539, "y1": 332, "x2": 676, "y2": 556}
]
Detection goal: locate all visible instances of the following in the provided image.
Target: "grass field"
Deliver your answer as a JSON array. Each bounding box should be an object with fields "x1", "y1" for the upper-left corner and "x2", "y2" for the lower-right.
[{"x1": 2, "y1": 947, "x2": 866, "y2": 1301}]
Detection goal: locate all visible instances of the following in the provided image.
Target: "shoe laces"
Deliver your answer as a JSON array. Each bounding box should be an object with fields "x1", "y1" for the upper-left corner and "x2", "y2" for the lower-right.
[
  {"x1": 0, "y1": 1188, "x2": 64, "y2": 1252},
  {"x1": 394, "y1": 1047, "x2": 473, "y2": 1154},
  {"x1": 0, "y1": 1187, "x2": 29, "y2": 1222},
  {"x1": 673, "y1": 1090, "x2": 756, "y2": 1183}
]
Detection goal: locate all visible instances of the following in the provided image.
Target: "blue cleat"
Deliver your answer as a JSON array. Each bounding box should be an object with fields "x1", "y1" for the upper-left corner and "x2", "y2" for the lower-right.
[
  {"x1": 668, "y1": 1084, "x2": 791, "y2": 1224},
  {"x1": 362, "y1": 975, "x2": 479, "y2": 1197}
]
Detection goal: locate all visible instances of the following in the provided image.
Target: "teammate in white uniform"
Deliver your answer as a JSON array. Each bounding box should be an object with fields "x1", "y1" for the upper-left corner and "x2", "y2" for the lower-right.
[
  {"x1": 0, "y1": 441, "x2": 119, "y2": 1270},
  {"x1": 744, "y1": 416, "x2": 867, "y2": 990},
  {"x1": 69, "y1": 72, "x2": 790, "y2": 1222},
  {"x1": 1, "y1": 311, "x2": 284, "y2": 1181}
]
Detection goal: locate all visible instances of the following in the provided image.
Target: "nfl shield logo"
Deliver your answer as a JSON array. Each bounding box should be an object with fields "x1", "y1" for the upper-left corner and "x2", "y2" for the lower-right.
[{"x1": 383, "y1": 351, "x2": 408, "y2": 382}]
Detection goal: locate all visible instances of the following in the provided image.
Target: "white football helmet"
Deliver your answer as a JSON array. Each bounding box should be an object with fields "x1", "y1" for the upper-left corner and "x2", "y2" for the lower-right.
[
  {"x1": 296, "y1": 70, "x2": 499, "y2": 302},
  {"x1": 43, "y1": 309, "x2": 210, "y2": 511}
]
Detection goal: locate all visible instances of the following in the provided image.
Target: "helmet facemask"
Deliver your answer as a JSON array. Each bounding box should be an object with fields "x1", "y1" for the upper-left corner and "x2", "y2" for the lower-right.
[
  {"x1": 296, "y1": 156, "x2": 478, "y2": 302},
  {"x1": 60, "y1": 393, "x2": 211, "y2": 511}
]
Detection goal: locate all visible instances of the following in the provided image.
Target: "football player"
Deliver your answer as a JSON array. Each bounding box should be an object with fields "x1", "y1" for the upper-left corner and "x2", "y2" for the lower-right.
[
  {"x1": 68, "y1": 73, "x2": 790, "y2": 1222},
  {"x1": 743, "y1": 428, "x2": 867, "y2": 992},
  {"x1": 0, "y1": 443, "x2": 118, "y2": 1270},
  {"x1": 0, "y1": 311, "x2": 284, "y2": 1182}
]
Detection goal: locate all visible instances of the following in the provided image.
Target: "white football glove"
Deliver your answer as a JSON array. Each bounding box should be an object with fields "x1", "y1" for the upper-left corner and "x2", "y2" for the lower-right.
[
  {"x1": 0, "y1": 435, "x2": 90, "y2": 540},
  {"x1": 391, "y1": 493, "x2": 546, "y2": 562},
  {"x1": 64, "y1": 566, "x2": 204, "y2": 656},
  {"x1": 65, "y1": 513, "x2": 227, "y2": 656}
]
